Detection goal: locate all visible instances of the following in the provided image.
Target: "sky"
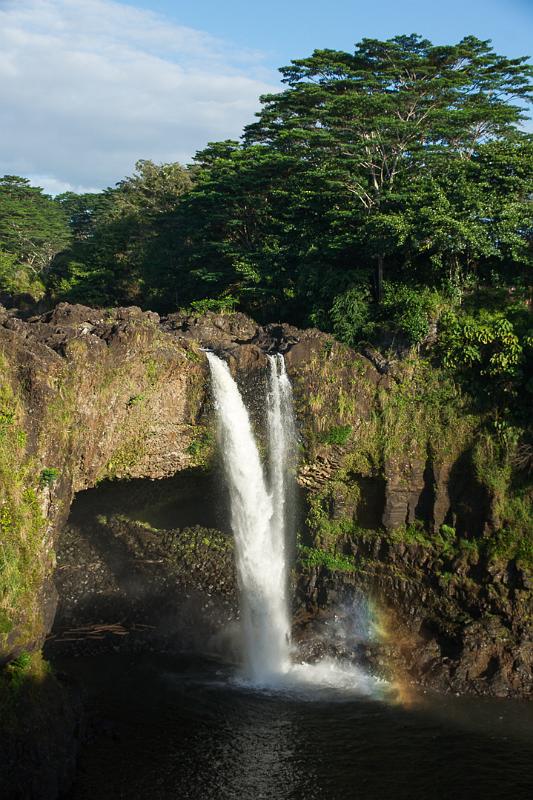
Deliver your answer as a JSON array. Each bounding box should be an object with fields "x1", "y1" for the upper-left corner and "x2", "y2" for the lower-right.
[{"x1": 0, "y1": 0, "x2": 531, "y2": 195}]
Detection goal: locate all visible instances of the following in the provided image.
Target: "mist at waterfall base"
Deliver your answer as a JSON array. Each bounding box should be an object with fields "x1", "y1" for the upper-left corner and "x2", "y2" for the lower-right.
[{"x1": 206, "y1": 352, "x2": 382, "y2": 695}]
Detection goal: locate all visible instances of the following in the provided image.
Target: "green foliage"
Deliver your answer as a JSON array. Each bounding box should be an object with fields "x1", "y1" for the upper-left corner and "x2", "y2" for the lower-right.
[
  {"x1": 186, "y1": 427, "x2": 215, "y2": 467},
  {"x1": 127, "y1": 394, "x2": 145, "y2": 408},
  {"x1": 440, "y1": 309, "x2": 526, "y2": 377},
  {"x1": 245, "y1": 34, "x2": 532, "y2": 304},
  {"x1": 330, "y1": 287, "x2": 372, "y2": 345},
  {"x1": 386, "y1": 522, "x2": 457, "y2": 555},
  {"x1": 188, "y1": 296, "x2": 238, "y2": 315},
  {"x1": 39, "y1": 467, "x2": 59, "y2": 488},
  {"x1": 0, "y1": 370, "x2": 46, "y2": 646},
  {"x1": 184, "y1": 347, "x2": 201, "y2": 364},
  {"x1": 379, "y1": 357, "x2": 469, "y2": 463},
  {"x1": 381, "y1": 284, "x2": 441, "y2": 345},
  {"x1": 485, "y1": 527, "x2": 533, "y2": 569},
  {"x1": 331, "y1": 283, "x2": 442, "y2": 347},
  {"x1": 6, "y1": 652, "x2": 32, "y2": 689},
  {"x1": 0, "y1": 651, "x2": 53, "y2": 725},
  {"x1": 435, "y1": 294, "x2": 533, "y2": 433},
  {"x1": 47, "y1": 160, "x2": 193, "y2": 308},
  {"x1": 145, "y1": 358, "x2": 159, "y2": 387},
  {"x1": 298, "y1": 545, "x2": 355, "y2": 572},
  {"x1": 0, "y1": 176, "x2": 71, "y2": 300},
  {"x1": 54, "y1": 191, "x2": 112, "y2": 241},
  {"x1": 435, "y1": 524, "x2": 458, "y2": 555},
  {"x1": 440, "y1": 524, "x2": 456, "y2": 540},
  {"x1": 320, "y1": 424, "x2": 353, "y2": 446},
  {"x1": 471, "y1": 430, "x2": 533, "y2": 548}
]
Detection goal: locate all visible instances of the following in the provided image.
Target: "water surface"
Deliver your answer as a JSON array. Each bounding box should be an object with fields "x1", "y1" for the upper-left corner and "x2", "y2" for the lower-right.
[{"x1": 60, "y1": 654, "x2": 533, "y2": 800}]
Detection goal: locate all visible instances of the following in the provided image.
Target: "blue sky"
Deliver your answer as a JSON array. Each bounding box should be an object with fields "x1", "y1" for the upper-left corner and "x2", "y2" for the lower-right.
[
  {"x1": 0, "y1": 0, "x2": 531, "y2": 194},
  {"x1": 124, "y1": 0, "x2": 533, "y2": 71}
]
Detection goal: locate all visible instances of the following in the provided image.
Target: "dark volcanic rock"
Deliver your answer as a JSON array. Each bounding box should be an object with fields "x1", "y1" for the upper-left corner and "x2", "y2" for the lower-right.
[
  {"x1": 295, "y1": 531, "x2": 533, "y2": 698},
  {"x1": 47, "y1": 514, "x2": 238, "y2": 660},
  {"x1": 0, "y1": 303, "x2": 530, "y2": 700}
]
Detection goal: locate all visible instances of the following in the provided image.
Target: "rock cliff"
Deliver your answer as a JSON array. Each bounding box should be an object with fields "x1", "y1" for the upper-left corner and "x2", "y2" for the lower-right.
[{"x1": 0, "y1": 304, "x2": 531, "y2": 697}]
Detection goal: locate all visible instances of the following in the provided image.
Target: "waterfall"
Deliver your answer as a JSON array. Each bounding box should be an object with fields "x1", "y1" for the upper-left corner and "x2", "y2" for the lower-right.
[
  {"x1": 266, "y1": 353, "x2": 296, "y2": 597},
  {"x1": 206, "y1": 352, "x2": 293, "y2": 683},
  {"x1": 207, "y1": 350, "x2": 384, "y2": 696}
]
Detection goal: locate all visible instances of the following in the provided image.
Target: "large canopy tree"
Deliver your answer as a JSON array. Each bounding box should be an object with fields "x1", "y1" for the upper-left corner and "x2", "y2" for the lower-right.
[{"x1": 245, "y1": 35, "x2": 533, "y2": 300}]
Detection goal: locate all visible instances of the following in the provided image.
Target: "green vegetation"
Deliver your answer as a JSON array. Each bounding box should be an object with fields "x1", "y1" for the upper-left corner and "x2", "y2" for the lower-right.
[
  {"x1": 298, "y1": 545, "x2": 355, "y2": 573},
  {"x1": 485, "y1": 527, "x2": 533, "y2": 568},
  {"x1": 0, "y1": 364, "x2": 47, "y2": 647},
  {"x1": 331, "y1": 283, "x2": 442, "y2": 347},
  {"x1": 302, "y1": 511, "x2": 531, "y2": 578},
  {"x1": 438, "y1": 298, "x2": 533, "y2": 419},
  {"x1": 39, "y1": 467, "x2": 59, "y2": 487},
  {"x1": 127, "y1": 393, "x2": 145, "y2": 408},
  {"x1": 49, "y1": 160, "x2": 193, "y2": 307},
  {"x1": 188, "y1": 296, "x2": 238, "y2": 315},
  {"x1": 320, "y1": 425, "x2": 353, "y2": 446},
  {"x1": 0, "y1": 176, "x2": 70, "y2": 300},
  {"x1": 186, "y1": 426, "x2": 215, "y2": 467},
  {"x1": 0, "y1": 651, "x2": 54, "y2": 728}
]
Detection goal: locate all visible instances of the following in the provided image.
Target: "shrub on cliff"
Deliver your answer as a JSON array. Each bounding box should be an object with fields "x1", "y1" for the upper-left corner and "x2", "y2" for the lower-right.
[{"x1": 331, "y1": 283, "x2": 441, "y2": 347}]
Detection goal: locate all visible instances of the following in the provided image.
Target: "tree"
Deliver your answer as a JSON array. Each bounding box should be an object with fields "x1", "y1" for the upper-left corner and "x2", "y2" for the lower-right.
[
  {"x1": 0, "y1": 176, "x2": 71, "y2": 299},
  {"x1": 245, "y1": 35, "x2": 533, "y2": 300},
  {"x1": 54, "y1": 191, "x2": 112, "y2": 242},
  {"x1": 173, "y1": 141, "x2": 305, "y2": 317},
  {"x1": 47, "y1": 160, "x2": 193, "y2": 308}
]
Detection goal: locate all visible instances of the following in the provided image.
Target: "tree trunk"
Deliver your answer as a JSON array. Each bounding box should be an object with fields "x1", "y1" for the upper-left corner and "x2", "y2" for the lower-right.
[{"x1": 374, "y1": 254, "x2": 384, "y2": 302}]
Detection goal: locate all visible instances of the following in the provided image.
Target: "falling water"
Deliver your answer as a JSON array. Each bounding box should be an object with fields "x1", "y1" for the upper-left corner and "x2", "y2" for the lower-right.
[
  {"x1": 266, "y1": 353, "x2": 296, "y2": 594},
  {"x1": 206, "y1": 352, "x2": 292, "y2": 682},
  {"x1": 207, "y1": 350, "x2": 384, "y2": 695}
]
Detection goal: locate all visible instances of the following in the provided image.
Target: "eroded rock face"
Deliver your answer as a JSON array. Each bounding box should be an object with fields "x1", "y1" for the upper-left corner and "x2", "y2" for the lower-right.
[
  {"x1": 0, "y1": 304, "x2": 530, "y2": 697},
  {"x1": 0, "y1": 303, "x2": 211, "y2": 660},
  {"x1": 295, "y1": 532, "x2": 533, "y2": 697},
  {"x1": 45, "y1": 472, "x2": 238, "y2": 660}
]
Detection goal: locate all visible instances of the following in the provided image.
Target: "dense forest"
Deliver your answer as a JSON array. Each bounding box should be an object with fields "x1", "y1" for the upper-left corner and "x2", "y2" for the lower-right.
[{"x1": 1, "y1": 35, "x2": 532, "y2": 426}]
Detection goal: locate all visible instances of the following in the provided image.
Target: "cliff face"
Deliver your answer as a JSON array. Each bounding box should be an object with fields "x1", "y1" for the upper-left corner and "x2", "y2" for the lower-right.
[
  {"x1": 0, "y1": 303, "x2": 209, "y2": 660},
  {"x1": 0, "y1": 304, "x2": 531, "y2": 697},
  {"x1": 284, "y1": 334, "x2": 531, "y2": 697}
]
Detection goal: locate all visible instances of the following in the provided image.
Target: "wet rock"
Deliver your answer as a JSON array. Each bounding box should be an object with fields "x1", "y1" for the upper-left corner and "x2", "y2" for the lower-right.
[{"x1": 294, "y1": 530, "x2": 533, "y2": 698}]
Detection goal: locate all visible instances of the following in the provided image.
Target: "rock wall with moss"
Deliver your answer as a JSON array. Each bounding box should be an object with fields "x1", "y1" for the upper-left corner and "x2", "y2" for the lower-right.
[
  {"x1": 0, "y1": 303, "x2": 212, "y2": 661},
  {"x1": 284, "y1": 335, "x2": 532, "y2": 697},
  {"x1": 0, "y1": 305, "x2": 531, "y2": 696}
]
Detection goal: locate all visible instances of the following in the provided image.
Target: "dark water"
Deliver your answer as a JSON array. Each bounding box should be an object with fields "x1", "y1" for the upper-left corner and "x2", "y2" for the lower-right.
[{"x1": 58, "y1": 654, "x2": 533, "y2": 800}]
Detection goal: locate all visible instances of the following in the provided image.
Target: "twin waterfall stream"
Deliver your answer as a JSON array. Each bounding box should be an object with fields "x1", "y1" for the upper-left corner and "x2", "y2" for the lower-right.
[
  {"x1": 207, "y1": 351, "x2": 380, "y2": 693},
  {"x1": 207, "y1": 353, "x2": 294, "y2": 683}
]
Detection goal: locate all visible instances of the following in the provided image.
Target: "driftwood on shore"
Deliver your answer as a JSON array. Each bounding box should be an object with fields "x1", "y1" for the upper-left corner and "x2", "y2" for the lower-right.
[{"x1": 47, "y1": 622, "x2": 155, "y2": 643}]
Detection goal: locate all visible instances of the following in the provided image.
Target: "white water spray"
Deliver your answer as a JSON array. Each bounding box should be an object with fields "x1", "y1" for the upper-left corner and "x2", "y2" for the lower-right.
[
  {"x1": 207, "y1": 350, "x2": 385, "y2": 696},
  {"x1": 207, "y1": 352, "x2": 292, "y2": 682}
]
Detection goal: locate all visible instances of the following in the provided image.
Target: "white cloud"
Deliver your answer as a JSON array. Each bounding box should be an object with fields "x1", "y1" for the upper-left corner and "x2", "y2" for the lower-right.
[
  {"x1": 25, "y1": 174, "x2": 101, "y2": 196},
  {"x1": 0, "y1": 0, "x2": 278, "y2": 193}
]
